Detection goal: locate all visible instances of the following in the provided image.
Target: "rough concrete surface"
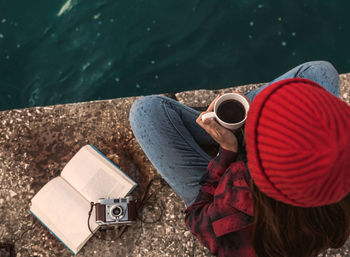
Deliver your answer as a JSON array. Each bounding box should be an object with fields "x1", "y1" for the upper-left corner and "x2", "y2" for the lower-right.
[{"x1": 0, "y1": 73, "x2": 349, "y2": 257}]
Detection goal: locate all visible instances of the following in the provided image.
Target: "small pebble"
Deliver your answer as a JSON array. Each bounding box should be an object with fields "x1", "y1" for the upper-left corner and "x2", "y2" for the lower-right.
[
  {"x1": 184, "y1": 231, "x2": 191, "y2": 237},
  {"x1": 9, "y1": 190, "x2": 17, "y2": 197}
]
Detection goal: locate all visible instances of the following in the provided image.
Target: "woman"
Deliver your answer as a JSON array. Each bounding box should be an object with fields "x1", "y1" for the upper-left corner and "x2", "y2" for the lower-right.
[{"x1": 129, "y1": 61, "x2": 350, "y2": 257}]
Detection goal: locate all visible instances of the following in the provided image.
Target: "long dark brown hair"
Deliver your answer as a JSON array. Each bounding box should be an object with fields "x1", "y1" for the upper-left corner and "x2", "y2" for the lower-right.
[{"x1": 250, "y1": 182, "x2": 350, "y2": 257}]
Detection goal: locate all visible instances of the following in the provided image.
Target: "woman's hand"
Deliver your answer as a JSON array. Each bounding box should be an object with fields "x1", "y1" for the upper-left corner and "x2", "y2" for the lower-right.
[{"x1": 196, "y1": 95, "x2": 238, "y2": 153}]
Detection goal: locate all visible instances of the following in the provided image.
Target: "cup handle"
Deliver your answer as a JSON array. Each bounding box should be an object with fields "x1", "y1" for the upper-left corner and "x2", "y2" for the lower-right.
[{"x1": 201, "y1": 112, "x2": 216, "y2": 123}]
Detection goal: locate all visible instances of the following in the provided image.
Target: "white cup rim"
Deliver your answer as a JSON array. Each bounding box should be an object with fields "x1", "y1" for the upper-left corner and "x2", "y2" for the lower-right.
[{"x1": 213, "y1": 93, "x2": 250, "y2": 126}]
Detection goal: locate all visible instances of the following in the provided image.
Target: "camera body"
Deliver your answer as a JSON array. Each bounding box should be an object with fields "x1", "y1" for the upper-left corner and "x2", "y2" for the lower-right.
[{"x1": 95, "y1": 196, "x2": 136, "y2": 226}]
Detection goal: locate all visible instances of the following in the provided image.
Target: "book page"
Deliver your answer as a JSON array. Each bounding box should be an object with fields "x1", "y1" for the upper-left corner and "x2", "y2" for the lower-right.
[
  {"x1": 61, "y1": 145, "x2": 136, "y2": 203},
  {"x1": 30, "y1": 177, "x2": 98, "y2": 254}
]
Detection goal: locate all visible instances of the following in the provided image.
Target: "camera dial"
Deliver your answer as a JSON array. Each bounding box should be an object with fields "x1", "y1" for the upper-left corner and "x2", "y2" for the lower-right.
[{"x1": 110, "y1": 205, "x2": 124, "y2": 219}]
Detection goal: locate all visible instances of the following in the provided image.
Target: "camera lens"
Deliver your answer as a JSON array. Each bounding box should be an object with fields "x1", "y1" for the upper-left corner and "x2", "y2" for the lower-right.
[
  {"x1": 113, "y1": 207, "x2": 121, "y2": 216},
  {"x1": 110, "y1": 205, "x2": 123, "y2": 219}
]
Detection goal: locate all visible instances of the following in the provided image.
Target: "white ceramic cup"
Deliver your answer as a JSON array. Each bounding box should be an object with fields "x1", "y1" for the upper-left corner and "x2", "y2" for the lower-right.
[{"x1": 201, "y1": 93, "x2": 250, "y2": 130}]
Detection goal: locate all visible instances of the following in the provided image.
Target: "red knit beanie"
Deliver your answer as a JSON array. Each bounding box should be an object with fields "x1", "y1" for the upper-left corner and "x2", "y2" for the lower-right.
[{"x1": 245, "y1": 78, "x2": 350, "y2": 207}]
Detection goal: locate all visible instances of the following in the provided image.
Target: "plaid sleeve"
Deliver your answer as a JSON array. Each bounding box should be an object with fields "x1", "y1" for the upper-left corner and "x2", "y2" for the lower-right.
[
  {"x1": 185, "y1": 149, "x2": 255, "y2": 257},
  {"x1": 200, "y1": 148, "x2": 238, "y2": 191}
]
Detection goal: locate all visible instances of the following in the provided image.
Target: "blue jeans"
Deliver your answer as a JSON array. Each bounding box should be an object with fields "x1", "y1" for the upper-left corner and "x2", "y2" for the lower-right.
[{"x1": 129, "y1": 61, "x2": 340, "y2": 207}]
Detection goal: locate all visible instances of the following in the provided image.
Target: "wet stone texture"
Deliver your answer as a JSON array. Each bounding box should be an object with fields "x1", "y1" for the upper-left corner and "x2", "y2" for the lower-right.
[{"x1": 0, "y1": 74, "x2": 349, "y2": 257}]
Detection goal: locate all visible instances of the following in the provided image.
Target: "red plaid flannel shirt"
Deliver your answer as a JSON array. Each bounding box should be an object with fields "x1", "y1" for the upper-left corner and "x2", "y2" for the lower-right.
[{"x1": 185, "y1": 148, "x2": 256, "y2": 257}]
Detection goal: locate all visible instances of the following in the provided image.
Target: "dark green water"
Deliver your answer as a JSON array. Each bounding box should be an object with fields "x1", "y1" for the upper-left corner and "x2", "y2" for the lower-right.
[{"x1": 0, "y1": 0, "x2": 349, "y2": 111}]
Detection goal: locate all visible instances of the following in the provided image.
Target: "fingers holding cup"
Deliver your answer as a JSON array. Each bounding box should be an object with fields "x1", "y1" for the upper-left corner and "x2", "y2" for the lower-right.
[
  {"x1": 197, "y1": 116, "x2": 238, "y2": 152},
  {"x1": 207, "y1": 94, "x2": 221, "y2": 112},
  {"x1": 201, "y1": 95, "x2": 221, "y2": 124}
]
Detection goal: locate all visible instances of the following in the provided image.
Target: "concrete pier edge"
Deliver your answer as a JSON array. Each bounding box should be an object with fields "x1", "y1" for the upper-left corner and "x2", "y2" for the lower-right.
[{"x1": 1, "y1": 73, "x2": 349, "y2": 257}]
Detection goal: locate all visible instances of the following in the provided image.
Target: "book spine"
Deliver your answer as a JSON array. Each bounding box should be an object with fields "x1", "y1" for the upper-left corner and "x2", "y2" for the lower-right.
[{"x1": 30, "y1": 210, "x2": 77, "y2": 255}]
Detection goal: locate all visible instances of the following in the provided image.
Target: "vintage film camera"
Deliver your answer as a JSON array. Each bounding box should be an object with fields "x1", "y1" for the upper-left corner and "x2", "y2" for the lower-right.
[{"x1": 95, "y1": 196, "x2": 136, "y2": 226}]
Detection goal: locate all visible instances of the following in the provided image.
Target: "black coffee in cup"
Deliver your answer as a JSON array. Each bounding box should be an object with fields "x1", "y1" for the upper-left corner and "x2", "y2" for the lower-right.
[{"x1": 217, "y1": 99, "x2": 245, "y2": 123}]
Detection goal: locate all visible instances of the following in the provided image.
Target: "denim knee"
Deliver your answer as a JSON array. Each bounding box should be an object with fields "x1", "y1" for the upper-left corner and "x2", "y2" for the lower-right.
[
  {"x1": 301, "y1": 60, "x2": 339, "y2": 76},
  {"x1": 298, "y1": 60, "x2": 340, "y2": 96},
  {"x1": 129, "y1": 95, "x2": 165, "y2": 130}
]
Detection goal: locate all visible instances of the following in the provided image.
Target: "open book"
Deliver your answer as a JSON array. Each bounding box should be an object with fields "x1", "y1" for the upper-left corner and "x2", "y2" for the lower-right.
[{"x1": 30, "y1": 145, "x2": 137, "y2": 254}]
